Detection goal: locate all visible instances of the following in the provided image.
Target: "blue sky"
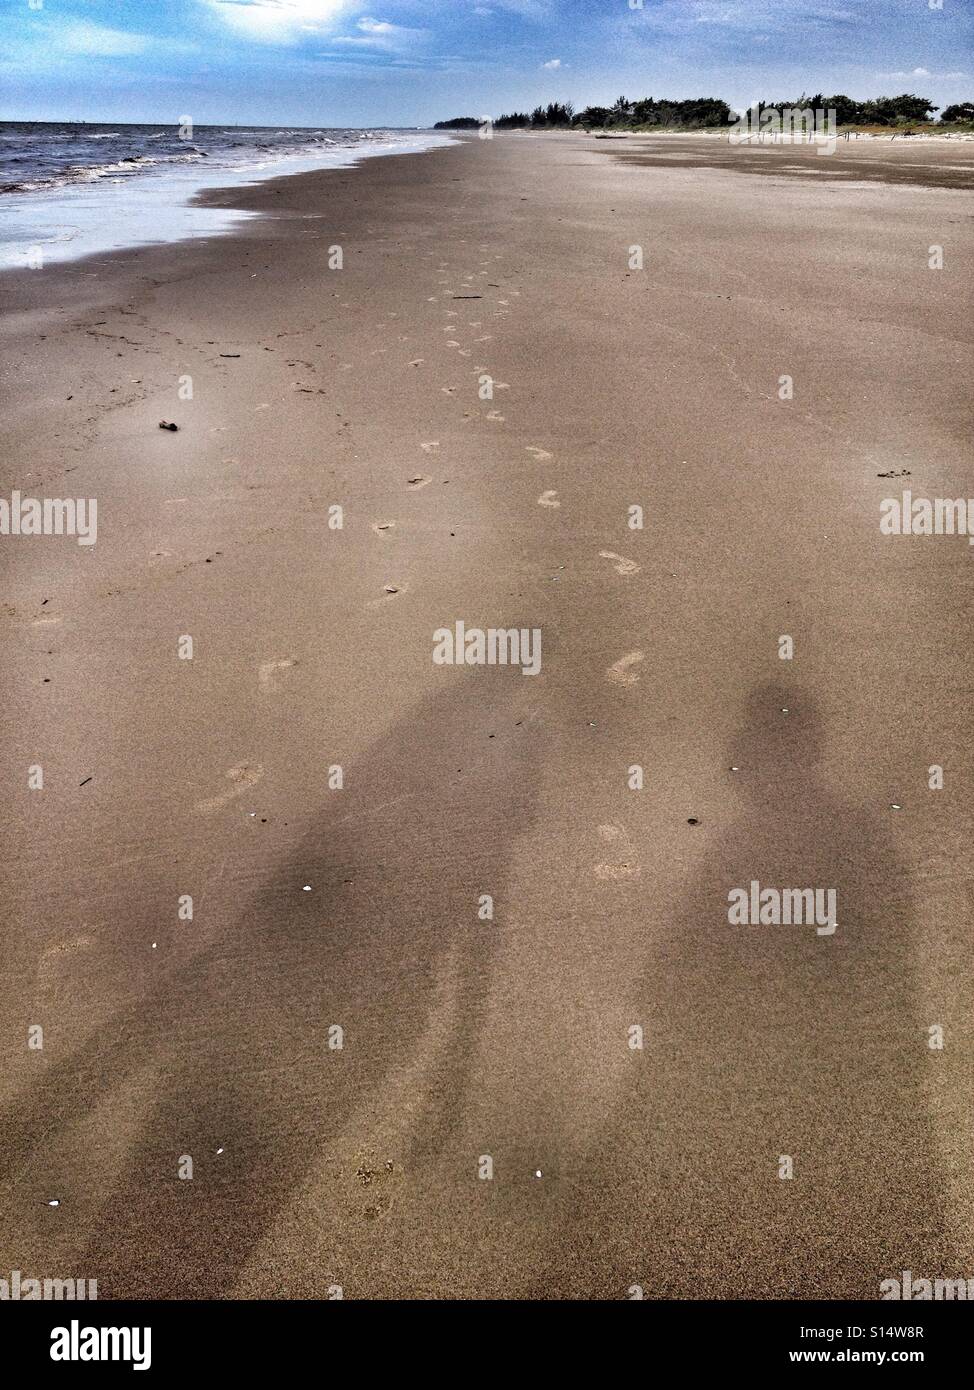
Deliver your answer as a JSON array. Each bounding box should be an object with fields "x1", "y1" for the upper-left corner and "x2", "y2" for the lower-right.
[{"x1": 1, "y1": 0, "x2": 971, "y2": 126}]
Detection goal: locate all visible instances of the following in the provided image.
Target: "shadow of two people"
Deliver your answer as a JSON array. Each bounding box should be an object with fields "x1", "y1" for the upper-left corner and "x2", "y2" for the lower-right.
[{"x1": 0, "y1": 677, "x2": 950, "y2": 1298}]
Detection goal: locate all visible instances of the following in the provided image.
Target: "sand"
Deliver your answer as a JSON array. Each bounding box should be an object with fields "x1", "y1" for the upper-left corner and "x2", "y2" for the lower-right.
[{"x1": 1, "y1": 132, "x2": 972, "y2": 1299}]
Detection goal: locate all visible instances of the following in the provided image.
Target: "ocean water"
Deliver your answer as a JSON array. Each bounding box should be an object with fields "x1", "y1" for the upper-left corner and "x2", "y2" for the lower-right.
[{"x1": 0, "y1": 121, "x2": 454, "y2": 267}]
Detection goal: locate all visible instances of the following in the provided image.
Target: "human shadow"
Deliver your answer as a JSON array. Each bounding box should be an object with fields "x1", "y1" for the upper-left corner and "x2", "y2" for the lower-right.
[
  {"x1": 0, "y1": 674, "x2": 542, "y2": 1297},
  {"x1": 536, "y1": 679, "x2": 951, "y2": 1298}
]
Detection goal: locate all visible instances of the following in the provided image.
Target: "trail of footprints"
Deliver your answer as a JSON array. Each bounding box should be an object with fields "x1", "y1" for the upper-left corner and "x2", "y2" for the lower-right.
[{"x1": 373, "y1": 250, "x2": 641, "y2": 610}]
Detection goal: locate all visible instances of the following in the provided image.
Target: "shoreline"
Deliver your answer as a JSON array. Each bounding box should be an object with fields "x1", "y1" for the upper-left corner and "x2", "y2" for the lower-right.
[
  {"x1": 5, "y1": 122, "x2": 973, "y2": 285},
  {"x1": 0, "y1": 129, "x2": 458, "y2": 269},
  {"x1": 1, "y1": 131, "x2": 972, "y2": 1298}
]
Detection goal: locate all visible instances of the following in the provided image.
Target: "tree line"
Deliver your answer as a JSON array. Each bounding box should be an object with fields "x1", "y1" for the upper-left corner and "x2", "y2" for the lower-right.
[{"x1": 435, "y1": 92, "x2": 973, "y2": 132}]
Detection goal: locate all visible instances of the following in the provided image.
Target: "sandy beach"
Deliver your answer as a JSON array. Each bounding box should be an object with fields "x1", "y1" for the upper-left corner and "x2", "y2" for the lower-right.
[{"x1": 1, "y1": 131, "x2": 972, "y2": 1299}]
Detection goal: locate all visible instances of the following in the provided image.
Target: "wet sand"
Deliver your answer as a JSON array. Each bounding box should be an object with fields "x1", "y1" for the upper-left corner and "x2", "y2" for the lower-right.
[
  {"x1": 612, "y1": 127, "x2": 974, "y2": 189},
  {"x1": 1, "y1": 132, "x2": 972, "y2": 1298}
]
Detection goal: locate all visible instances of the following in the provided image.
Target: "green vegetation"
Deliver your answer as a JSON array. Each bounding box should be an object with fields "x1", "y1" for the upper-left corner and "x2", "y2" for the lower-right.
[
  {"x1": 494, "y1": 96, "x2": 732, "y2": 130},
  {"x1": 754, "y1": 92, "x2": 938, "y2": 125},
  {"x1": 439, "y1": 92, "x2": 971, "y2": 133},
  {"x1": 571, "y1": 96, "x2": 733, "y2": 129},
  {"x1": 498, "y1": 102, "x2": 575, "y2": 128}
]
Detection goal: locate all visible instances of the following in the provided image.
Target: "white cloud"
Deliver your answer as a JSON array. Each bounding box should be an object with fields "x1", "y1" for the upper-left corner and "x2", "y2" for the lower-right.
[
  {"x1": 542, "y1": 57, "x2": 561, "y2": 69},
  {"x1": 330, "y1": 16, "x2": 422, "y2": 49},
  {"x1": 58, "y1": 21, "x2": 150, "y2": 57},
  {"x1": 493, "y1": 0, "x2": 552, "y2": 18},
  {"x1": 690, "y1": 1, "x2": 854, "y2": 31},
  {"x1": 8, "y1": 17, "x2": 199, "y2": 68},
  {"x1": 203, "y1": 1, "x2": 348, "y2": 45},
  {"x1": 883, "y1": 67, "x2": 968, "y2": 80}
]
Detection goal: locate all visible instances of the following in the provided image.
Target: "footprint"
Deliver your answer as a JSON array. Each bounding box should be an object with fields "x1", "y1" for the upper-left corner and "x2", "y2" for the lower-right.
[
  {"x1": 258, "y1": 658, "x2": 297, "y2": 689},
  {"x1": 538, "y1": 491, "x2": 560, "y2": 508},
  {"x1": 526, "y1": 446, "x2": 552, "y2": 462},
  {"x1": 41, "y1": 932, "x2": 94, "y2": 964},
  {"x1": 367, "y1": 583, "x2": 408, "y2": 609},
  {"x1": 594, "y1": 823, "x2": 641, "y2": 880},
  {"x1": 39, "y1": 933, "x2": 95, "y2": 983},
  {"x1": 599, "y1": 550, "x2": 641, "y2": 577},
  {"x1": 196, "y1": 764, "x2": 264, "y2": 815},
  {"x1": 606, "y1": 651, "x2": 644, "y2": 687}
]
